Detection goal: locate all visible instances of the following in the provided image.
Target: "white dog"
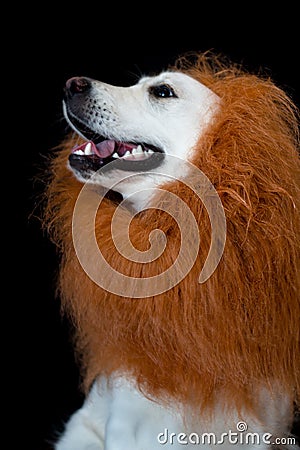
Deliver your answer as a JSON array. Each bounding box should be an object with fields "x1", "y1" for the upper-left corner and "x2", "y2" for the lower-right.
[
  {"x1": 63, "y1": 72, "x2": 219, "y2": 211},
  {"x1": 51, "y1": 70, "x2": 298, "y2": 449}
]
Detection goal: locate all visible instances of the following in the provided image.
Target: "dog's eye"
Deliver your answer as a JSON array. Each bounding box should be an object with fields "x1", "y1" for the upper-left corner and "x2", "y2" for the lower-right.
[{"x1": 149, "y1": 84, "x2": 177, "y2": 99}]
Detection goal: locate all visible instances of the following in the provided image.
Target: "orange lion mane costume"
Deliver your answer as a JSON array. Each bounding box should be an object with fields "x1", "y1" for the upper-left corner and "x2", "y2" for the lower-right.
[{"x1": 44, "y1": 53, "x2": 300, "y2": 419}]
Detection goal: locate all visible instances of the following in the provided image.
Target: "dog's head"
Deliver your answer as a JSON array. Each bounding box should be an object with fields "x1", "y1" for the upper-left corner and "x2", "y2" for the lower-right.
[{"x1": 63, "y1": 71, "x2": 219, "y2": 209}]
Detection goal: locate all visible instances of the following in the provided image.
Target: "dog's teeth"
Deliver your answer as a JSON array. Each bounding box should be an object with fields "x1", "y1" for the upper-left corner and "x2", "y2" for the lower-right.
[
  {"x1": 132, "y1": 148, "x2": 137, "y2": 155},
  {"x1": 136, "y1": 145, "x2": 143, "y2": 154},
  {"x1": 112, "y1": 152, "x2": 119, "y2": 158},
  {"x1": 74, "y1": 150, "x2": 85, "y2": 155},
  {"x1": 148, "y1": 149, "x2": 154, "y2": 154},
  {"x1": 84, "y1": 142, "x2": 93, "y2": 155},
  {"x1": 124, "y1": 150, "x2": 131, "y2": 157}
]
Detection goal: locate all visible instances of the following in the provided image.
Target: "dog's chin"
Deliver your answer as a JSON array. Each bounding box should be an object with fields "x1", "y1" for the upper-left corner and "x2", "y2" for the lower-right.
[{"x1": 68, "y1": 163, "x2": 125, "y2": 204}]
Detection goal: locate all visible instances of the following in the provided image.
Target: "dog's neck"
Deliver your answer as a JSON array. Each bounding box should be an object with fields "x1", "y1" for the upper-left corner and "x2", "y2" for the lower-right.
[{"x1": 103, "y1": 155, "x2": 193, "y2": 212}]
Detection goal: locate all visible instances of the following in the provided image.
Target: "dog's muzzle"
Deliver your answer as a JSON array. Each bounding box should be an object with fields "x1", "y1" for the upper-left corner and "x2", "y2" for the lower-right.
[{"x1": 64, "y1": 77, "x2": 165, "y2": 173}]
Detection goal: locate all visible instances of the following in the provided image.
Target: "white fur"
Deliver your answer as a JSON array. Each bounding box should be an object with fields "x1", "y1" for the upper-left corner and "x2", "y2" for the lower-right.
[
  {"x1": 64, "y1": 72, "x2": 219, "y2": 211},
  {"x1": 55, "y1": 375, "x2": 295, "y2": 450}
]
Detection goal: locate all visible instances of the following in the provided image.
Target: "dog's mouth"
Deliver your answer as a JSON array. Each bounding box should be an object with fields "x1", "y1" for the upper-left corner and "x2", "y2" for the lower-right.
[
  {"x1": 68, "y1": 124, "x2": 165, "y2": 174},
  {"x1": 65, "y1": 105, "x2": 165, "y2": 173},
  {"x1": 70, "y1": 138, "x2": 164, "y2": 168}
]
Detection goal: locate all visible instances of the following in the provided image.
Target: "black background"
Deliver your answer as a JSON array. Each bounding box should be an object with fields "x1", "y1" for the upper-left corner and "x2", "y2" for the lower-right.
[{"x1": 17, "y1": 10, "x2": 299, "y2": 450}]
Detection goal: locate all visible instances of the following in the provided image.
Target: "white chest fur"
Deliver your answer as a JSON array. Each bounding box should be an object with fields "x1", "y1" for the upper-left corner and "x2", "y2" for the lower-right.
[{"x1": 55, "y1": 375, "x2": 294, "y2": 450}]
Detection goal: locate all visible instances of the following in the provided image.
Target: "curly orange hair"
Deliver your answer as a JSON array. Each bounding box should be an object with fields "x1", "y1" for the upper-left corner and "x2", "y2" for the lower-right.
[{"x1": 44, "y1": 53, "x2": 300, "y2": 418}]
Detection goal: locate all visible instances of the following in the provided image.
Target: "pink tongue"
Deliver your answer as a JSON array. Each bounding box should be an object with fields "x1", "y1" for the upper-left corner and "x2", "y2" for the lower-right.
[{"x1": 95, "y1": 140, "x2": 115, "y2": 157}]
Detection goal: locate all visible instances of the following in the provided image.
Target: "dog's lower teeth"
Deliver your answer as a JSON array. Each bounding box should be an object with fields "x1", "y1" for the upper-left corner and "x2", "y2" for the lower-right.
[
  {"x1": 130, "y1": 151, "x2": 150, "y2": 159},
  {"x1": 120, "y1": 145, "x2": 154, "y2": 159},
  {"x1": 74, "y1": 145, "x2": 155, "y2": 160}
]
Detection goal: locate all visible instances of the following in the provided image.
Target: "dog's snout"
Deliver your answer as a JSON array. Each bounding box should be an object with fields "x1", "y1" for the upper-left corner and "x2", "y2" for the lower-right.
[{"x1": 65, "y1": 77, "x2": 91, "y2": 97}]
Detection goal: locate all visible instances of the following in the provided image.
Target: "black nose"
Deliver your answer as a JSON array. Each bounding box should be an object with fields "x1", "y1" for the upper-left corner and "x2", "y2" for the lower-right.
[{"x1": 64, "y1": 77, "x2": 91, "y2": 97}]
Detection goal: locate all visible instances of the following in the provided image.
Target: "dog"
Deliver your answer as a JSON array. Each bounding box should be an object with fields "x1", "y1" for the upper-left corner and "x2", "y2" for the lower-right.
[{"x1": 44, "y1": 53, "x2": 300, "y2": 449}]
